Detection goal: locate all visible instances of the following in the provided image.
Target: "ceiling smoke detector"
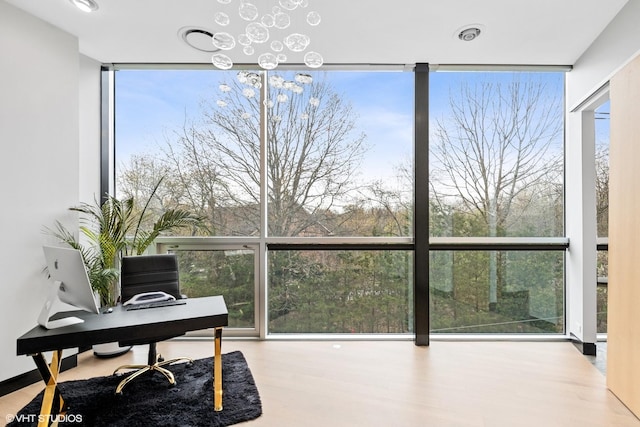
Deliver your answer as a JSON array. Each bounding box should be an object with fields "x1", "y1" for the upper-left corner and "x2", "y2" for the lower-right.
[{"x1": 458, "y1": 27, "x2": 481, "y2": 41}]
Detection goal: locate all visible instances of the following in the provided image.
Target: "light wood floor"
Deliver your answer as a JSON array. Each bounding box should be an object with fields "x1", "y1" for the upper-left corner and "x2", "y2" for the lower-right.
[{"x1": 1, "y1": 340, "x2": 639, "y2": 427}]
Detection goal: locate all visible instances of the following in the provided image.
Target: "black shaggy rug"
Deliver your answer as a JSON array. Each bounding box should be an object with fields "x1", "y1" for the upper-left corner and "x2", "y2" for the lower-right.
[{"x1": 9, "y1": 351, "x2": 261, "y2": 427}]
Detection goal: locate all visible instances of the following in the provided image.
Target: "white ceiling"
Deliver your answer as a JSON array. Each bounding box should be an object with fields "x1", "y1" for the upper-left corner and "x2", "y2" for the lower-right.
[{"x1": 5, "y1": 0, "x2": 629, "y2": 66}]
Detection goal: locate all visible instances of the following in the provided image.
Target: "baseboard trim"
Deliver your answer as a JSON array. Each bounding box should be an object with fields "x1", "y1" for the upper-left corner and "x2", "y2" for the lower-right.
[
  {"x1": 571, "y1": 336, "x2": 597, "y2": 356},
  {"x1": 0, "y1": 354, "x2": 78, "y2": 397}
]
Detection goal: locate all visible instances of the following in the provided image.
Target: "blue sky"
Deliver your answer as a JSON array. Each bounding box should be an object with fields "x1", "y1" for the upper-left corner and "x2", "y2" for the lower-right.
[
  {"x1": 115, "y1": 69, "x2": 414, "y2": 185},
  {"x1": 115, "y1": 69, "x2": 567, "y2": 187},
  {"x1": 595, "y1": 99, "x2": 610, "y2": 148}
]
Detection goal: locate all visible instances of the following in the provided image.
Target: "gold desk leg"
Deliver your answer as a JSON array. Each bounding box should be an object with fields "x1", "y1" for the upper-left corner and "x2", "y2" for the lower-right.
[
  {"x1": 214, "y1": 327, "x2": 223, "y2": 411},
  {"x1": 32, "y1": 350, "x2": 66, "y2": 427}
]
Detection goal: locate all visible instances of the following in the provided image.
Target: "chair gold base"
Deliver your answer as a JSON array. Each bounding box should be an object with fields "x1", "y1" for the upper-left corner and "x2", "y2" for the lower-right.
[{"x1": 113, "y1": 356, "x2": 193, "y2": 395}]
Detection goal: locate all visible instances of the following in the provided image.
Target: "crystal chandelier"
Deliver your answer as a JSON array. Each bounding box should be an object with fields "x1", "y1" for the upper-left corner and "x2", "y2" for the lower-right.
[
  {"x1": 221, "y1": 70, "x2": 316, "y2": 103},
  {"x1": 217, "y1": 70, "x2": 319, "y2": 125},
  {"x1": 211, "y1": 0, "x2": 323, "y2": 70}
]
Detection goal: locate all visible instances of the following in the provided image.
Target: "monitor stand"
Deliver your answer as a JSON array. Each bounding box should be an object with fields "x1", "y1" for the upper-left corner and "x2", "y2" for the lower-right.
[{"x1": 37, "y1": 281, "x2": 84, "y2": 329}]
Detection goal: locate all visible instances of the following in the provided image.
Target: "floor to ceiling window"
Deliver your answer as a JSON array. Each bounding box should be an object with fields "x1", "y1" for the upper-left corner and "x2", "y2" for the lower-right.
[
  {"x1": 428, "y1": 70, "x2": 566, "y2": 334},
  {"x1": 112, "y1": 66, "x2": 414, "y2": 336},
  {"x1": 108, "y1": 65, "x2": 567, "y2": 338},
  {"x1": 595, "y1": 99, "x2": 610, "y2": 335}
]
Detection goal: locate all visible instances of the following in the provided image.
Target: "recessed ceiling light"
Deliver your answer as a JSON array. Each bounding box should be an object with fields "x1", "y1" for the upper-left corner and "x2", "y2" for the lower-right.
[
  {"x1": 178, "y1": 27, "x2": 221, "y2": 53},
  {"x1": 69, "y1": 0, "x2": 99, "y2": 13},
  {"x1": 455, "y1": 24, "x2": 485, "y2": 42},
  {"x1": 459, "y1": 27, "x2": 481, "y2": 41}
]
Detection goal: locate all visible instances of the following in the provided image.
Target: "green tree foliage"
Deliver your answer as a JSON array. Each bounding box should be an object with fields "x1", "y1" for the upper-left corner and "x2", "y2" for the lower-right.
[
  {"x1": 177, "y1": 250, "x2": 255, "y2": 328},
  {"x1": 268, "y1": 250, "x2": 411, "y2": 333}
]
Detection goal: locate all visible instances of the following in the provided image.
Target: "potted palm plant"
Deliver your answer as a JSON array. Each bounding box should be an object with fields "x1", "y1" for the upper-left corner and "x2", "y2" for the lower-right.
[{"x1": 47, "y1": 178, "x2": 205, "y2": 355}]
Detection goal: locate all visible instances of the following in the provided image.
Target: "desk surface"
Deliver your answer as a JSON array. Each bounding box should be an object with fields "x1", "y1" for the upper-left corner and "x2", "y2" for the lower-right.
[{"x1": 17, "y1": 295, "x2": 228, "y2": 355}]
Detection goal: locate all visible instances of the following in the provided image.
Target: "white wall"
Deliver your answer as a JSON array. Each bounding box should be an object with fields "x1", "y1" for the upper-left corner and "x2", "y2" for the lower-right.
[
  {"x1": 564, "y1": 109, "x2": 597, "y2": 344},
  {"x1": 0, "y1": 1, "x2": 81, "y2": 382},
  {"x1": 567, "y1": 0, "x2": 640, "y2": 110},
  {"x1": 565, "y1": 0, "x2": 640, "y2": 345}
]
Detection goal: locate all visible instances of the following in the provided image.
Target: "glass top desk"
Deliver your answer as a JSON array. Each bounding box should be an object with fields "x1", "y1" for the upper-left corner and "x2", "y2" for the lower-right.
[{"x1": 17, "y1": 295, "x2": 228, "y2": 426}]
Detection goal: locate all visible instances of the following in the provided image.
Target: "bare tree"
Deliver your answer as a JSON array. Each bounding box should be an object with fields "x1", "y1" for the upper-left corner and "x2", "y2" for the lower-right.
[
  {"x1": 431, "y1": 77, "x2": 562, "y2": 235},
  {"x1": 192, "y1": 71, "x2": 367, "y2": 236},
  {"x1": 117, "y1": 72, "x2": 367, "y2": 237},
  {"x1": 116, "y1": 154, "x2": 188, "y2": 216},
  {"x1": 341, "y1": 160, "x2": 413, "y2": 237},
  {"x1": 595, "y1": 144, "x2": 609, "y2": 237},
  {"x1": 430, "y1": 75, "x2": 563, "y2": 309}
]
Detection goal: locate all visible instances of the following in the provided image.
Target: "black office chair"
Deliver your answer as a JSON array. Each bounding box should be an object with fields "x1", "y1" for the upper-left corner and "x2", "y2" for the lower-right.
[{"x1": 113, "y1": 253, "x2": 192, "y2": 394}]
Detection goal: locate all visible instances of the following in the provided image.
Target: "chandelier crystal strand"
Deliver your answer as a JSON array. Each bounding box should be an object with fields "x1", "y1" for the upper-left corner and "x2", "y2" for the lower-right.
[{"x1": 212, "y1": 0, "x2": 323, "y2": 71}]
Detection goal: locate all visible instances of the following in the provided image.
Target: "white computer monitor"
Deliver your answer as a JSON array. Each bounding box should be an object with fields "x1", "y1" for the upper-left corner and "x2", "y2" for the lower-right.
[{"x1": 38, "y1": 246, "x2": 100, "y2": 329}]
